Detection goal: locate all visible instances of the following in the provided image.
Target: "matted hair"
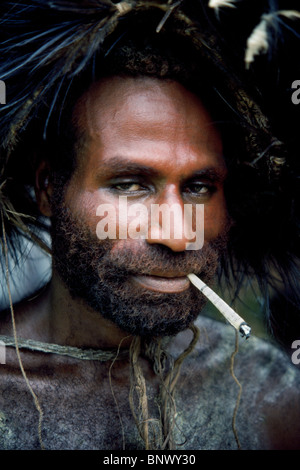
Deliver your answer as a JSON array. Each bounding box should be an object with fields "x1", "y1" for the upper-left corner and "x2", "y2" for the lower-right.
[{"x1": 0, "y1": 0, "x2": 299, "y2": 348}]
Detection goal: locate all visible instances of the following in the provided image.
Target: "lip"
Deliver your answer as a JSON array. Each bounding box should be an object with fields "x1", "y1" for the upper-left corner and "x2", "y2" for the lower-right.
[{"x1": 131, "y1": 273, "x2": 190, "y2": 293}]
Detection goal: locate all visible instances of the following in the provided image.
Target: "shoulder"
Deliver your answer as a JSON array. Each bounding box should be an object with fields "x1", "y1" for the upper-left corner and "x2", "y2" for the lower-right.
[
  {"x1": 0, "y1": 283, "x2": 51, "y2": 340},
  {"x1": 170, "y1": 315, "x2": 300, "y2": 450}
]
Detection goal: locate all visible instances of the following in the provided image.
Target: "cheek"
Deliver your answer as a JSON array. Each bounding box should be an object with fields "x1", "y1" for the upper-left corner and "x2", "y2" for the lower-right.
[
  {"x1": 64, "y1": 187, "x2": 145, "y2": 241},
  {"x1": 64, "y1": 184, "x2": 102, "y2": 233},
  {"x1": 204, "y1": 194, "x2": 228, "y2": 241}
]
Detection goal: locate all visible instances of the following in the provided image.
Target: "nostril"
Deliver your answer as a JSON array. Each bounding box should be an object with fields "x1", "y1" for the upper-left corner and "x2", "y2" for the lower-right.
[{"x1": 145, "y1": 199, "x2": 202, "y2": 252}]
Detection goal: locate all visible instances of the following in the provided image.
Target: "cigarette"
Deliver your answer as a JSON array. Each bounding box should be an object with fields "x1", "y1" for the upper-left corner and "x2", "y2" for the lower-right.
[{"x1": 187, "y1": 273, "x2": 251, "y2": 339}]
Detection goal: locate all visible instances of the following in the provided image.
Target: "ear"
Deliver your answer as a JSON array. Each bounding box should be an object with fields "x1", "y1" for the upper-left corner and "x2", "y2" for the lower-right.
[{"x1": 35, "y1": 160, "x2": 53, "y2": 217}]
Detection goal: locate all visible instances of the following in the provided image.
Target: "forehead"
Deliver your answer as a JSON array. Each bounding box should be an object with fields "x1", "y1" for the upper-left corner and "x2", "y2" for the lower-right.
[{"x1": 73, "y1": 76, "x2": 225, "y2": 176}]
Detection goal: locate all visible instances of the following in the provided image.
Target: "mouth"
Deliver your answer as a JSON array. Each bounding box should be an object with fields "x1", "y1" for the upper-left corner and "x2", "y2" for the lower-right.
[{"x1": 131, "y1": 272, "x2": 190, "y2": 293}]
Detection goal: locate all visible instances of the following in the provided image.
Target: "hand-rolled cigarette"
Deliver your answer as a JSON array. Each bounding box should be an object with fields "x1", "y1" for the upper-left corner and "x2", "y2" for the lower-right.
[{"x1": 187, "y1": 273, "x2": 251, "y2": 339}]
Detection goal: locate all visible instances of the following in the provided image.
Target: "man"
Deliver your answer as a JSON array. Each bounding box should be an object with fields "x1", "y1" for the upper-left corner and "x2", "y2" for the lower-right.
[{"x1": 0, "y1": 0, "x2": 300, "y2": 450}]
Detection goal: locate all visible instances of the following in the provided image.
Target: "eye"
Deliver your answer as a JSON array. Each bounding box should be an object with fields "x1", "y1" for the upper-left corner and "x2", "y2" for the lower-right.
[
  {"x1": 189, "y1": 183, "x2": 209, "y2": 194},
  {"x1": 184, "y1": 182, "x2": 214, "y2": 196},
  {"x1": 111, "y1": 181, "x2": 149, "y2": 194}
]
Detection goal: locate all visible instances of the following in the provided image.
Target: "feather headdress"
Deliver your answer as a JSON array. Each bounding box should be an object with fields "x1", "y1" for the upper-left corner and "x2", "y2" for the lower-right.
[
  {"x1": 0, "y1": 0, "x2": 299, "y2": 348},
  {"x1": 245, "y1": 10, "x2": 300, "y2": 68}
]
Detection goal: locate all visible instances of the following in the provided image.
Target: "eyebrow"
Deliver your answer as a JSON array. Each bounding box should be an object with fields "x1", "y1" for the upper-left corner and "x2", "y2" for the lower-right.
[
  {"x1": 186, "y1": 167, "x2": 227, "y2": 183},
  {"x1": 96, "y1": 158, "x2": 159, "y2": 179},
  {"x1": 96, "y1": 156, "x2": 227, "y2": 182}
]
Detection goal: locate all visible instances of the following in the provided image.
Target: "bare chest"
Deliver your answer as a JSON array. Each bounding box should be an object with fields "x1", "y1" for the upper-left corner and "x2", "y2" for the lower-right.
[
  {"x1": 2, "y1": 328, "x2": 300, "y2": 451},
  {"x1": 0, "y1": 353, "x2": 152, "y2": 450}
]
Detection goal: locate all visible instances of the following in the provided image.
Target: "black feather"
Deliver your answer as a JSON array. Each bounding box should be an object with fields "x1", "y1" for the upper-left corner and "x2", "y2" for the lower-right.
[{"x1": 0, "y1": 0, "x2": 299, "y2": 349}]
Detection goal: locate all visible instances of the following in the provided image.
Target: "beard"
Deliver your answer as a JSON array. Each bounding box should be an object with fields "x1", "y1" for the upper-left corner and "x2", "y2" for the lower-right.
[{"x1": 50, "y1": 200, "x2": 229, "y2": 338}]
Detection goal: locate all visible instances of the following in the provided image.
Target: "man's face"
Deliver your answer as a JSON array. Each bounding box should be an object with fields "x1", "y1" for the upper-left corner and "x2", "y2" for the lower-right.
[{"x1": 50, "y1": 76, "x2": 229, "y2": 337}]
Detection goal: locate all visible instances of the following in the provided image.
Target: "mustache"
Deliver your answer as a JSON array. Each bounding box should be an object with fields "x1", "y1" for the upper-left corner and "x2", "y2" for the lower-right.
[{"x1": 102, "y1": 238, "x2": 226, "y2": 278}]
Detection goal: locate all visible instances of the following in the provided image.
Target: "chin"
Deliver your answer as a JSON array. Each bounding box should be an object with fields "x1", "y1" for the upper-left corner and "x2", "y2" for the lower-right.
[{"x1": 87, "y1": 287, "x2": 206, "y2": 338}]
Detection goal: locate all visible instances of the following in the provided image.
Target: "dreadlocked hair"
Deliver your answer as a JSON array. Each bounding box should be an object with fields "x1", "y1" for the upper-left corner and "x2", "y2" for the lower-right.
[
  {"x1": 128, "y1": 325, "x2": 200, "y2": 450},
  {"x1": 0, "y1": 2, "x2": 300, "y2": 345}
]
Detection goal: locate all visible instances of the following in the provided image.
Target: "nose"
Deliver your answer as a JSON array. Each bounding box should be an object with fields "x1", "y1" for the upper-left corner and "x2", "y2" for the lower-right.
[{"x1": 146, "y1": 187, "x2": 196, "y2": 252}]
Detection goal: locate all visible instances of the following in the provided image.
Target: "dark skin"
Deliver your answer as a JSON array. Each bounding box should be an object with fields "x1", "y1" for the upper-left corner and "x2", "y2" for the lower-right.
[
  {"x1": 26, "y1": 76, "x2": 228, "y2": 349},
  {"x1": 0, "y1": 77, "x2": 299, "y2": 450}
]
